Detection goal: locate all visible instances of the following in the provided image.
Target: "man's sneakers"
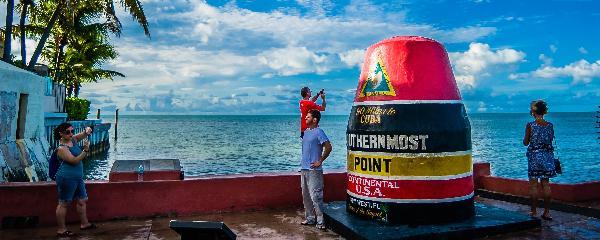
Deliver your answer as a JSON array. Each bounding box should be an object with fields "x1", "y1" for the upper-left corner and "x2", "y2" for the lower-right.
[
  {"x1": 301, "y1": 220, "x2": 326, "y2": 230},
  {"x1": 315, "y1": 224, "x2": 326, "y2": 230}
]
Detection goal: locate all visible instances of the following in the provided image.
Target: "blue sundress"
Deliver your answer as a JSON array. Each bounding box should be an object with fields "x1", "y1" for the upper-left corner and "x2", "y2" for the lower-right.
[{"x1": 526, "y1": 121, "x2": 556, "y2": 178}]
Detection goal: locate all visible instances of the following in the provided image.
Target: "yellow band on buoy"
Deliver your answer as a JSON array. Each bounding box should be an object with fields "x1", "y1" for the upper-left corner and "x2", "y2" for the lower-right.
[{"x1": 347, "y1": 151, "x2": 472, "y2": 177}]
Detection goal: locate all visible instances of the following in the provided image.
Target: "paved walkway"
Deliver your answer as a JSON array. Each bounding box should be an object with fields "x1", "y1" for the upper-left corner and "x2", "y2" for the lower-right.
[
  {"x1": 0, "y1": 208, "x2": 341, "y2": 240},
  {"x1": 478, "y1": 197, "x2": 600, "y2": 239},
  {"x1": 1, "y1": 197, "x2": 599, "y2": 239}
]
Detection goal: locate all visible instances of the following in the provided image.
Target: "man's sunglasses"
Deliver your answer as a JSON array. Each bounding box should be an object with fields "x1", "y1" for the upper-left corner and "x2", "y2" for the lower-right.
[{"x1": 63, "y1": 130, "x2": 74, "y2": 134}]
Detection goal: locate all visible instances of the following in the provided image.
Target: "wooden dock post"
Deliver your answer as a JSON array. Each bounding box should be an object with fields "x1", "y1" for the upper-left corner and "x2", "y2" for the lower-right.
[
  {"x1": 97, "y1": 109, "x2": 101, "y2": 119},
  {"x1": 114, "y1": 109, "x2": 119, "y2": 140}
]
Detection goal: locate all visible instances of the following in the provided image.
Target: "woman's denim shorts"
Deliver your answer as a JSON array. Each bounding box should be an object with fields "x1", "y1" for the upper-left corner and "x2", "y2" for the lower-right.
[{"x1": 56, "y1": 176, "x2": 88, "y2": 203}]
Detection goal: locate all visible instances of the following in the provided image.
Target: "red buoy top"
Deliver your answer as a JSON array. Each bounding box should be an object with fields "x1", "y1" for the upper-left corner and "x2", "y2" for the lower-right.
[{"x1": 354, "y1": 36, "x2": 461, "y2": 102}]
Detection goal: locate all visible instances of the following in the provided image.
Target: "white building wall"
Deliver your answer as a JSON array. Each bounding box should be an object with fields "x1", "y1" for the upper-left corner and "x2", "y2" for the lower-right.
[{"x1": 0, "y1": 61, "x2": 50, "y2": 182}]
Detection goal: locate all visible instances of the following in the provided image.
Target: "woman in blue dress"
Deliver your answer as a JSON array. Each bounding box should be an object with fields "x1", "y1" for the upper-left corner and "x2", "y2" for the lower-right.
[{"x1": 523, "y1": 100, "x2": 555, "y2": 220}]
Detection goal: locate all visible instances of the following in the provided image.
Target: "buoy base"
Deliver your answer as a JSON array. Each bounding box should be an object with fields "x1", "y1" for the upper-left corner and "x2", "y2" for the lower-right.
[
  {"x1": 346, "y1": 194, "x2": 475, "y2": 224},
  {"x1": 325, "y1": 201, "x2": 540, "y2": 240}
]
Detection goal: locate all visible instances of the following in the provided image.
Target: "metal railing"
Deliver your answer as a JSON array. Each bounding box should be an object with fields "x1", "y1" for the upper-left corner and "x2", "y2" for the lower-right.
[
  {"x1": 44, "y1": 76, "x2": 67, "y2": 113},
  {"x1": 53, "y1": 82, "x2": 66, "y2": 113}
]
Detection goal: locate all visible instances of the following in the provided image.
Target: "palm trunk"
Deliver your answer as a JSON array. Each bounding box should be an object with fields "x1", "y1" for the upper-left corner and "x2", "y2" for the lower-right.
[
  {"x1": 74, "y1": 82, "x2": 80, "y2": 98},
  {"x1": 27, "y1": 5, "x2": 61, "y2": 69},
  {"x1": 67, "y1": 84, "x2": 73, "y2": 98},
  {"x1": 3, "y1": 0, "x2": 15, "y2": 62},
  {"x1": 53, "y1": 36, "x2": 63, "y2": 83},
  {"x1": 19, "y1": 2, "x2": 29, "y2": 65},
  {"x1": 56, "y1": 37, "x2": 66, "y2": 75}
]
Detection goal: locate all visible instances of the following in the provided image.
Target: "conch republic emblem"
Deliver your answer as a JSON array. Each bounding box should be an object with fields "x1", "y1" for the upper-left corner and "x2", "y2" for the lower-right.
[{"x1": 346, "y1": 36, "x2": 474, "y2": 224}]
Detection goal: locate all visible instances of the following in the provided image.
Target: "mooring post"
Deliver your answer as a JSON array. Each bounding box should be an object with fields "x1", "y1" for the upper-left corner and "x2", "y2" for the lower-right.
[
  {"x1": 97, "y1": 109, "x2": 101, "y2": 119},
  {"x1": 114, "y1": 109, "x2": 119, "y2": 140}
]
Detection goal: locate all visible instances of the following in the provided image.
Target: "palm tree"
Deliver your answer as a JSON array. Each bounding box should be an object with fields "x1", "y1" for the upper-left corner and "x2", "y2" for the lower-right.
[
  {"x1": 19, "y1": 0, "x2": 34, "y2": 64},
  {"x1": 62, "y1": 38, "x2": 125, "y2": 97},
  {"x1": 41, "y1": 1, "x2": 126, "y2": 97},
  {"x1": 27, "y1": 0, "x2": 150, "y2": 69},
  {"x1": 3, "y1": 0, "x2": 15, "y2": 62}
]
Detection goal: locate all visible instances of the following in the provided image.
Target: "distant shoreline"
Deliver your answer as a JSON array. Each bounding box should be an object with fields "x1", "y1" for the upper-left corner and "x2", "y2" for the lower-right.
[{"x1": 92, "y1": 111, "x2": 595, "y2": 117}]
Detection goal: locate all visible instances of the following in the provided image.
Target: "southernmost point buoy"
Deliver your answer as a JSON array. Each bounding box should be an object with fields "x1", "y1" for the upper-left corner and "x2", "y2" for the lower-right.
[{"x1": 346, "y1": 36, "x2": 474, "y2": 223}]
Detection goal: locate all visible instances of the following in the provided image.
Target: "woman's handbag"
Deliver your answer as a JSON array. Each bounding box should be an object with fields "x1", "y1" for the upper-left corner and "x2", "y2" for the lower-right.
[
  {"x1": 554, "y1": 158, "x2": 562, "y2": 174},
  {"x1": 554, "y1": 139, "x2": 562, "y2": 174}
]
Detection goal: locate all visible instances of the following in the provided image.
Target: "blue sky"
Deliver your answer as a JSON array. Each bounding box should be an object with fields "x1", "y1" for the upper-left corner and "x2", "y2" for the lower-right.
[{"x1": 31, "y1": 0, "x2": 600, "y2": 114}]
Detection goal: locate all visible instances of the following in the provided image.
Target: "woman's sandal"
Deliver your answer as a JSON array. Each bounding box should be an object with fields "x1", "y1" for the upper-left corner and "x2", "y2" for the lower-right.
[
  {"x1": 56, "y1": 230, "x2": 76, "y2": 237},
  {"x1": 300, "y1": 220, "x2": 315, "y2": 225},
  {"x1": 541, "y1": 215, "x2": 553, "y2": 221},
  {"x1": 80, "y1": 223, "x2": 97, "y2": 230}
]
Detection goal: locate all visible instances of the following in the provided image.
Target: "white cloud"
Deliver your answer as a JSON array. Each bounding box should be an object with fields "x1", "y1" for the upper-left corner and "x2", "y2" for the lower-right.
[
  {"x1": 578, "y1": 47, "x2": 588, "y2": 54},
  {"x1": 508, "y1": 73, "x2": 528, "y2": 80},
  {"x1": 449, "y1": 42, "x2": 526, "y2": 87},
  {"x1": 84, "y1": 1, "x2": 500, "y2": 113},
  {"x1": 442, "y1": 27, "x2": 496, "y2": 43},
  {"x1": 539, "y1": 54, "x2": 552, "y2": 66},
  {"x1": 477, "y1": 101, "x2": 487, "y2": 112},
  {"x1": 532, "y1": 59, "x2": 600, "y2": 84},
  {"x1": 549, "y1": 44, "x2": 557, "y2": 53},
  {"x1": 258, "y1": 46, "x2": 330, "y2": 76},
  {"x1": 455, "y1": 75, "x2": 476, "y2": 88},
  {"x1": 112, "y1": 1, "x2": 496, "y2": 82},
  {"x1": 339, "y1": 49, "x2": 365, "y2": 67},
  {"x1": 296, "y1": 0, "x2": 334, "y2": 17},
  {"x1": 171, "y1": 1, "x2": 494, "y2": 51}
]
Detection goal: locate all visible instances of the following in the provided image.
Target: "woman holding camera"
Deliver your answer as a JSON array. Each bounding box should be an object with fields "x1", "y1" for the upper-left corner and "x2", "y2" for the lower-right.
[{"x1": 53, "y1": 123, "x2": 96, "y2": 237}]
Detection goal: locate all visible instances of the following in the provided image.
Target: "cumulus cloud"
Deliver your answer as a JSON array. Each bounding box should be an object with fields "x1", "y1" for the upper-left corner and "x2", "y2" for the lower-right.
[
  {"x1": 549, "y1": 44, "x2": 557, "y2": 53},
  {"x1": 449, "y1": 43, "x2": 526, "y2": 87},
  {"x1": 296, "y1": 0, "x2": 334, "y2": 17},
  {"x1": 83, "y1": 1, "x2": 499, "y2": 114},
  {"x1": 508, "y1": 73, "x2": 528, "y2": 80},
  {"x1": 539, "y1": 54, "x2": 553, "y2": 67},
  {"x1": 477, "y1": 101, "x2": 487, "y2": 112},
  {"x1": 339, "y1": 49, "x2": 365, "y2": 67},
  {"x1": 258, "y1": 46, "x2": 330, "y2": 76},
  {"x1": 169, "y1": 1, "x2": 495, "y2": 51},
  {"x1": 532, "y1": 59, "x2": 600, "y2": 84},
  {"x1": 578, "y1": 47, "x2": 588, "y2": 54},
  {"x1": 100, "y1": 0, "x2": 496, "y2": 97}
]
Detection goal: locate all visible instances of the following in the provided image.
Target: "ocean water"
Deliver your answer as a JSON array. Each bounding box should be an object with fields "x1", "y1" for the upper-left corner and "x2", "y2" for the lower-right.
[{"x1": 84, "y1": 113, "x2": 599, "y2": 183}]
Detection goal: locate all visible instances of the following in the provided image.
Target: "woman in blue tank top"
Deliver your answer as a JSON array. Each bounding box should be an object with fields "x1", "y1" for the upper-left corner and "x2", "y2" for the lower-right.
[
  {"x1": 523, "y1": 100, "x2": 555, "y2": 221},
  {"x1": 53, "y1": 123, "x2": 96, "y2": 237}
]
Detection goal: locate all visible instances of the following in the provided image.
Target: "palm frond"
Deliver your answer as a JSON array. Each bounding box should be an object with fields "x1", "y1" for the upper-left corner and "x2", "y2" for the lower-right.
[{"x1": 120, "y1": 0, "x2": 150, "y2": 37}]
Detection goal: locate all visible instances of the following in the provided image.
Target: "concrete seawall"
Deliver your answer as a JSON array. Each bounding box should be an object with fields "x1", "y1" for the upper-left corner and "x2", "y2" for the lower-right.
[
  {"x1": 2, "y1": 163, "x2": 599, "y2": 228},
  {"x1": 0, "y1": 171, "x2": 347, "y2": 227}
]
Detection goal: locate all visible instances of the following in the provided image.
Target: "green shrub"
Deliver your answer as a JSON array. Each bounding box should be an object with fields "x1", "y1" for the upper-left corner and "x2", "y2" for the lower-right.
[{"x1": 65, "y1": 97, "x2": 91, "y2": 120}]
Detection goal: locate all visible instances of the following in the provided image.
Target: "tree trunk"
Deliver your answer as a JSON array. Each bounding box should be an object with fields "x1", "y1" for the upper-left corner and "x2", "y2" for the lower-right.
[
  {"x1": 27, "y1": 5, "x2": 61, "y2": 69},
  {"x1": 19, "y1": 2, "x2": 29, "y2": 65},
  {"x1": 74, "y1": 82, "x2": 80, "y2": 98},
  {"x1": 3, "y1": 0, "x2": 15, "y2": 62},
  {"x1": 56, "y1": 36, "x2": 66, "y2": 77},
  {"x1": 67, "y1": 84, "x2": 73, "y2": 98}
]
